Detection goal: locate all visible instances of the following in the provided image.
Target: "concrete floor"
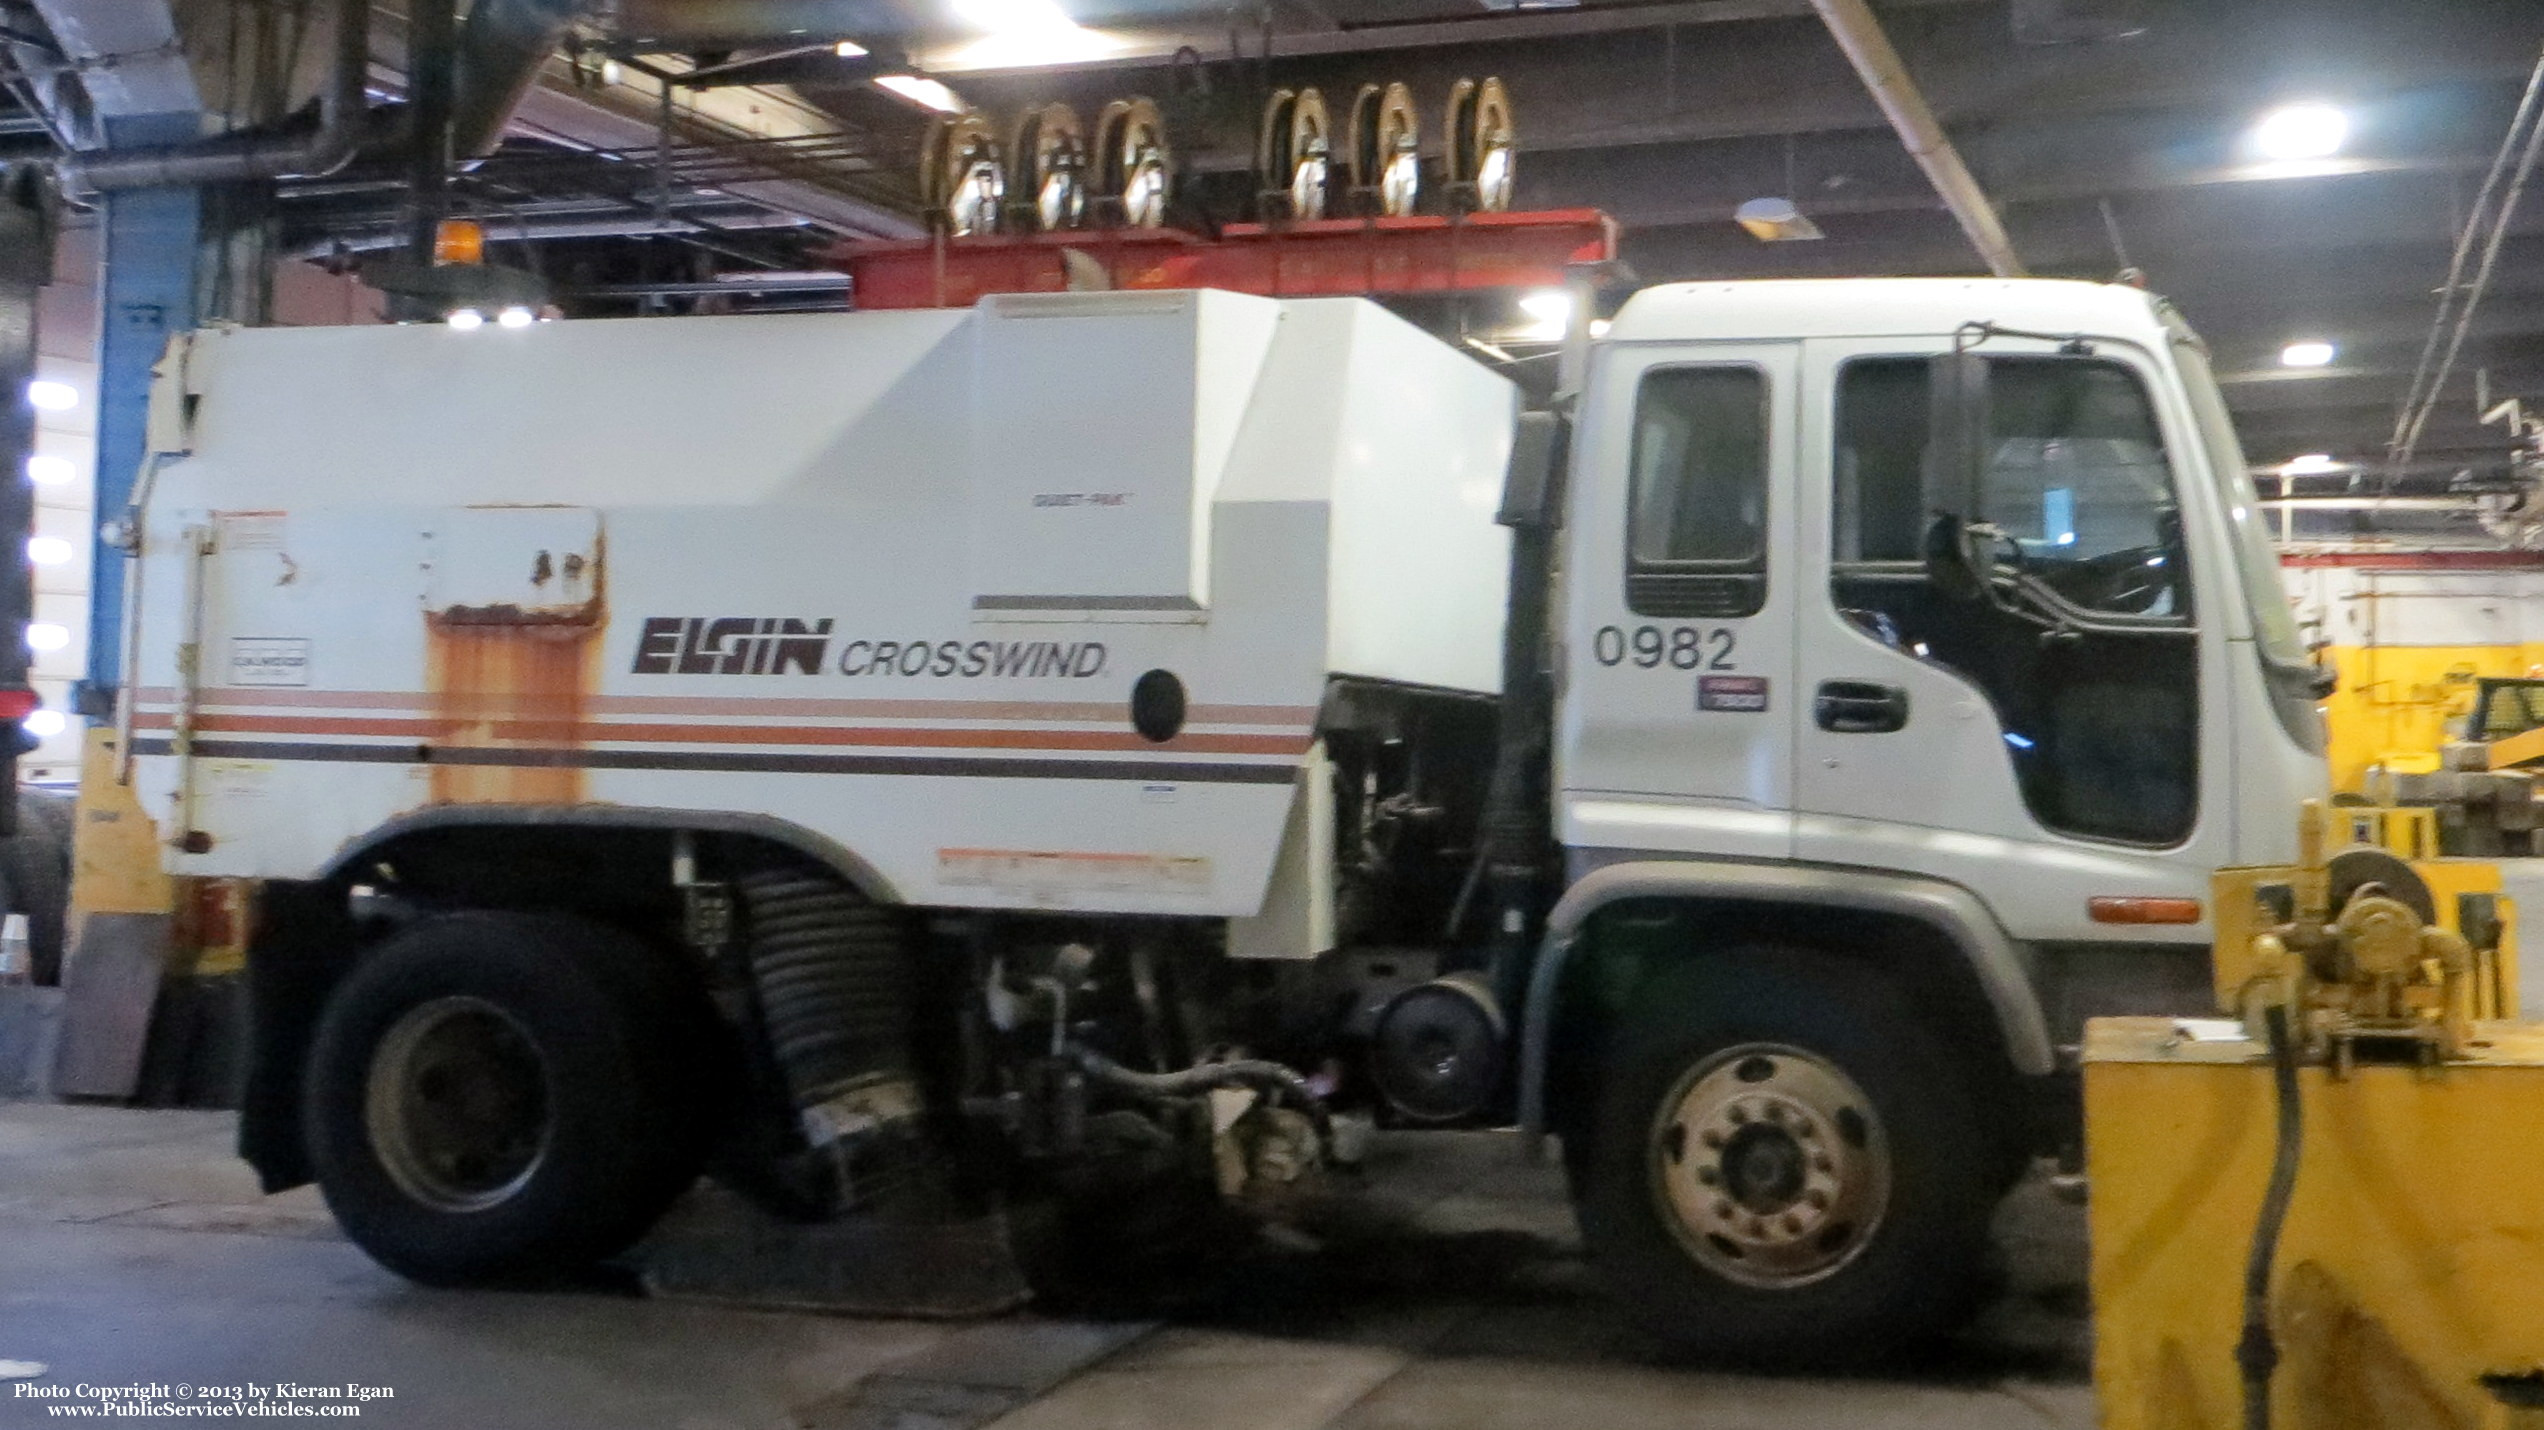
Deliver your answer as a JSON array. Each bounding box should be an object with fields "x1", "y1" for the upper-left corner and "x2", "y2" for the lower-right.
[{"x1": 0, "y1": 1102, "x2": 2094, "y2": 1429}]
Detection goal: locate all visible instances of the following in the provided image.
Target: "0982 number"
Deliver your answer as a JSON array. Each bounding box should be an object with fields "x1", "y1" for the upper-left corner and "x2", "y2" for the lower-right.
[{"x1": 1592, "y1": 624, "x2": 1737, "y2": 671}]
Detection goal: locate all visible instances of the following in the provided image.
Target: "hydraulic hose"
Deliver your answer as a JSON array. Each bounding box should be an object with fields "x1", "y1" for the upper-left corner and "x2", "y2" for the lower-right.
[
  {"x1": 1065, "y1": 1044, "x2": 1334, "y2": 1158},
  {"x1": 2237, "y1": 1004, "x2": 2303, "y2": 1430}
]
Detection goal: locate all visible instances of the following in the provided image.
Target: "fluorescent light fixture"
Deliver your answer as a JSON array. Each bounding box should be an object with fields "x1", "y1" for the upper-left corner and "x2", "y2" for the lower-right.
[
  {"x1": 25, "y1": 623, "x2": 68, "y2": 652},
  {"x1": 598, "y1": 58, "x2": 623, "y2": 85},
  {"x1": 2281, "y1": 453, "x2": 2341, "y2": 475},
  {"x1": 875, "y1": 74, "x2": 964, "y2": 114},
  {"x1": 1516, "y1": 290, "x2": 1570, "y2": 342},
  {"x1": 446, "y1": 307, "x2": 485, "y2": 331},
  {"x1": 24, "y1": 454, "x2": 72, "y2": 486},
  {"x1": 834, "y1": 39, "x2": 868, "y2": 57},
  {"x1": 1734, "y1": 196, "x2": 1824, "y2": 242},
  {"x1": 25, "y1": 380, "x2": 75, "y2": 411},
  {"x1": 2253, "y1": 103, "x2": 2347, "y2": 162},
  {"x1": 2280, "y1": 340, "x2": 2336, "y2": 367},
  {"x1": 954, "y1": 0, "x2": 1070, "y2": 30},
  {"x1": 22, "y1": 709, "x2": 64, "y2": 739},
  {"x1": 497, "y1": 305, "x2": 536, "y2": 329},
  {"x1": 1589, "y1": 318, "x2": 1612, "y2": 338},
  {"x1": 26, "y1": 536, "x2": 69, "y2": 566},
  {"x1": 942, "y1": 0, "x2": 1117, "y2": 65}
]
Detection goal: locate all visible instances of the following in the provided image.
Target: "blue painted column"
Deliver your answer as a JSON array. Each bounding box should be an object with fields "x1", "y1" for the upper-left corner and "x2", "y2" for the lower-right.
[{"x1": 83, "y1": 114, "x2": 201, "y2": 705}]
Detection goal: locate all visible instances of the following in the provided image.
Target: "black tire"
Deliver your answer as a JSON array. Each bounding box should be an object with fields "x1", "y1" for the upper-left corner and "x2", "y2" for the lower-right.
[
  {"x1": 302, "y1": 912, "x2": 712, "y2": 1285},
  {"x1": 1573, "y1": 946, "x2": 1998, "y2": 1366},
  {"x1": 0, "y1": 788, "x2": 73, "y2": 986}
]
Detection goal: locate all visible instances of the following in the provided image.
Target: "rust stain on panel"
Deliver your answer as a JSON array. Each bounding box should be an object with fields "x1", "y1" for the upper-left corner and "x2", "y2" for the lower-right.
[{"x1": 424, "y1": 536, "x2": 605, "y2": 806}]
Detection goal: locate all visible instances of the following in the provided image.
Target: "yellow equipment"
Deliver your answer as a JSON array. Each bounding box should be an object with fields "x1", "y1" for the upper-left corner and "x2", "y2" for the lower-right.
[{"x1": 2090, "y1": 803, "x2": 2542, "y2": 1430}]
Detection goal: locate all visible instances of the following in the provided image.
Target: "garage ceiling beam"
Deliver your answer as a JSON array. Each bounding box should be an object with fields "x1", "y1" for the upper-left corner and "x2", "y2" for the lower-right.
[{"x1": 1803, "y1": 0, "x2": 2018, "y2": 276}]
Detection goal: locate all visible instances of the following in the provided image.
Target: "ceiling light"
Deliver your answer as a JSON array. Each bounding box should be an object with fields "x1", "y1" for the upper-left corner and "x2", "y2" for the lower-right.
[
  {"x1": 25, "y1": 623, "x2": 68, "y2": 652},
  {"x1": 833, "y1": 40, "x2": 868, "y2": 57},
  {"x1": 24, "y1": 455, "x2": 71, "y2": 486},
  {"x1": 26, "y1": 536, "x2": 69, "y2": 565},
  {"x1": 497, "y1": 305, "x2": 536, "y2": 329},
  {"x1": 954, "y1": 0, "x2": 1073, "y2": 30},
  {"x1": 1589, "y1": 319, "x2": 1612, "y2": 338},
  {"x1": 446, "y1": 307, "x2": 485, "y2": 331},
  {"x1": 25, "y1": 380, "x2": 75, "y2": 412},
  {"x1": 2281, "y1": 453, "x2": 2341, "y2": 475},
  {"x1": 875, "y1": 75, "x2": 964, "y2": 114},
  {"x1": 21, "y1": 709, "x2": 63, "y2": 740},
  {"x1": 1516, "y1": 290, "x2": 1571, "y2": 341},
  {"x1": 1734, "y1": 196, "x2": 1824, "y2": 242},
  {"x1": 2253, "y1": 103, "x2": 2347, "y2": 162},
  {"x1": 598, "y1": 59, "x2": 622, "y2": 85},
  {"x1": 2280, "y1": 340, "x2": 2336, "y2": 367}
]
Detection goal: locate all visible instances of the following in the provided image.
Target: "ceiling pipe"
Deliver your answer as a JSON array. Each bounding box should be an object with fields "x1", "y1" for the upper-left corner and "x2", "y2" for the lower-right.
[
  {"x1": 56, "y1": 0, "x2": 367, "y2": 193},
  {"x1": 453, "y1": 0, "x2": 596, "y2": 160},
  {"x1": 1804, "y1": 0, "x2": 2026, "y2": 277}
]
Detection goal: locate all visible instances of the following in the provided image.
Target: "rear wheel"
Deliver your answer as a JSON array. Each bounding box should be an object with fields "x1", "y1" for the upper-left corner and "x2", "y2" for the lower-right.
[
  {"x1": 304, "y1": 912, "x2": 711, "y2": 1284},
  {"x1": 1573, "y1": 946, "x2": 1998, "y2": 1365}
]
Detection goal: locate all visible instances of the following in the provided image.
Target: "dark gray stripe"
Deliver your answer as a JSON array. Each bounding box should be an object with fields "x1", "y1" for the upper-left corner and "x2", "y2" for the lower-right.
[
  {"x1": 128, "y1": 737, "x2": 1296, "y2": 785},
  {"x1": 969, "y1": 594, "x2": 1202, "y2": 611}
]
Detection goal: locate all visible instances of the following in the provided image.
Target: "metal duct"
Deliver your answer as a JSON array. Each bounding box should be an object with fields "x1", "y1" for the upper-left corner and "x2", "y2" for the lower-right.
[
  {"x1": 1806, "y1": 0, "x2": 2025, "y2": 278},
  {"x1": 605, "y1": 0, "x2": 895, "y2": 50},
  {"x1": 291, "y1": 206, "x2": 814, "y2": 255},
  {"x1": 56, "y1": 0, "x2": 366, "y2": 193},
  {"x1": 453, "y1": 0, "x2": 594, "y2": 161}
]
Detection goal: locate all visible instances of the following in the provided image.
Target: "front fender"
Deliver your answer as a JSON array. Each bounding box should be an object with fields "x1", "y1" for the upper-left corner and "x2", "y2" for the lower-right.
[{"x1": 1516, "y1": 859, "x2": 2054, "y2": 1144}]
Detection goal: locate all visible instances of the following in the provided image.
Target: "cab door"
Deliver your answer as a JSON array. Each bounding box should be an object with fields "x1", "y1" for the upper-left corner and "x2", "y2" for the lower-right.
[
  {"x1": 1789, "y1": 336, "x2": 2234, "y2": 941},
  {"x1": 1558, "y1": 341, "x2": 1799, "y2": 864}
]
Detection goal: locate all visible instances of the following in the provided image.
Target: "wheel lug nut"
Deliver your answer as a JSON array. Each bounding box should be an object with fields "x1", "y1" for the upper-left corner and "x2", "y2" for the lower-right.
[
  {"x1": 1728, "y1": 1105, "x2": 1749, "y2": 1125},
  {"x1": 1697, "y1": 1165, "x2": 1719, "y2": 1186}
]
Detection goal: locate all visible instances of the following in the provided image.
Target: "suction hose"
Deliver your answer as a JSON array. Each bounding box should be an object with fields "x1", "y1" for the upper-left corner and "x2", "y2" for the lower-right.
[
  {"x1": 735, "y1": 865, "x2": 920, "y2": 1133},
  {"x1": 2237, "y1": 1004, "x2": 2303, "y2": 1430}
]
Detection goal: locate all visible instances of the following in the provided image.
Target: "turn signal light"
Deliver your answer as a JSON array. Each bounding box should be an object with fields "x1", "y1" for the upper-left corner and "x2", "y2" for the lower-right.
[
  {"x1": 432, "y1": 218, "x2": 485, "y2": 266},
  {"x1": 2088, "y1": 896, "x2": 2204, "y2": 925}
]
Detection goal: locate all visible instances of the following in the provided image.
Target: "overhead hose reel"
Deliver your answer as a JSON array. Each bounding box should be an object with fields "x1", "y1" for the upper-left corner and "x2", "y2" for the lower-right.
[
  {"x1": 1443, "y1": 77, "x2": 1516, "y2": 213},
  {"x1": 735, "y1": 864, "x2": 924, "y2": 1159},
  {"x1": 1008, "y1": 103, "x2": 1087, "y2": 232},
  {"x1": 1346, "y1": 82, "x2": 1421, "y2": 217},
  {"x1": 1257, "y1": 87, "x2": 1333, "y2": 219},
  {"x1": 1091, "y1": 97, "x2": 1172, "y2": 228},
  {"x1": 919, "y1": 113, "x2": 1005, "y2": 236}
]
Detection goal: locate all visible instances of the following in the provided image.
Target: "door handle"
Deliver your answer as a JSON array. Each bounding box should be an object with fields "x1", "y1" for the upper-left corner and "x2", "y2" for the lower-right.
[{"x1": 1815, "y1": 680, "x2": 1909, "y2": 734}]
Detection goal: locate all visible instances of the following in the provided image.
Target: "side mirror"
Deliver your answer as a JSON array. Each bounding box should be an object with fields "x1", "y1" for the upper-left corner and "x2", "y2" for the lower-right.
[
  {"x1": 1498, "y1": 410, "x2": 1569, "y2": 530},
  {"x1": 1922, "y1": 351, "x2": 1991, "y2": 597}
]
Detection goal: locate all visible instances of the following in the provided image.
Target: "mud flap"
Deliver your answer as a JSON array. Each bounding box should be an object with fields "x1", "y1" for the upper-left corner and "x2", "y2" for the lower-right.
[{"x1": 630, "y1": 1183, "x2": 1033, "y2": 1317}]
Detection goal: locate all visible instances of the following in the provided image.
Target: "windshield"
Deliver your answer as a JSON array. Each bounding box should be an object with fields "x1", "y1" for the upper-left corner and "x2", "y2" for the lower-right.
[{"x1": 2169, "y1": 330, "x2": 2309, "y2": 667}]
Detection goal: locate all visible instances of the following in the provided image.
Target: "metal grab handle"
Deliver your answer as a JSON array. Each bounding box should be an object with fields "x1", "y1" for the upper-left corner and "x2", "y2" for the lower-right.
[{"x1": 1814, "y1": 679, "x2": 1910, "y2": 733}]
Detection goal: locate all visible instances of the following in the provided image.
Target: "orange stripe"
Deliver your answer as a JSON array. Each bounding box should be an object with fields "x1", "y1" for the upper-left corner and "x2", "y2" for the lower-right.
[
  {"x1": 131, "y1": 710, "x2": 1309, "y2": 757},
  {"x1": 132, "y1": 686, "x2": 1316, "y2": 727}
]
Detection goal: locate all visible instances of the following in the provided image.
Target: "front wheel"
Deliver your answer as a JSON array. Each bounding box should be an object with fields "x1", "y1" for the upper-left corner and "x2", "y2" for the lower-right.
[{"x1": 1572, "y1": 947, "x2": 1998, "y2": 1365}]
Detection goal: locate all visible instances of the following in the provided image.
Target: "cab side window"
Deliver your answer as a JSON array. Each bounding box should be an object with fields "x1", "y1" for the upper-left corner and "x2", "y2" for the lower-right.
[{"x1": 1626, "y1": 365, "x2": 1767, "y2": 618}]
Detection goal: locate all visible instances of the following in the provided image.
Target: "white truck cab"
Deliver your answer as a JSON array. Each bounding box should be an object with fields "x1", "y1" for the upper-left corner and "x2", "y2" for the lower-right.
[{"x1": 112, "y1": 277, "x2": 2322, "y2": 1363}]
